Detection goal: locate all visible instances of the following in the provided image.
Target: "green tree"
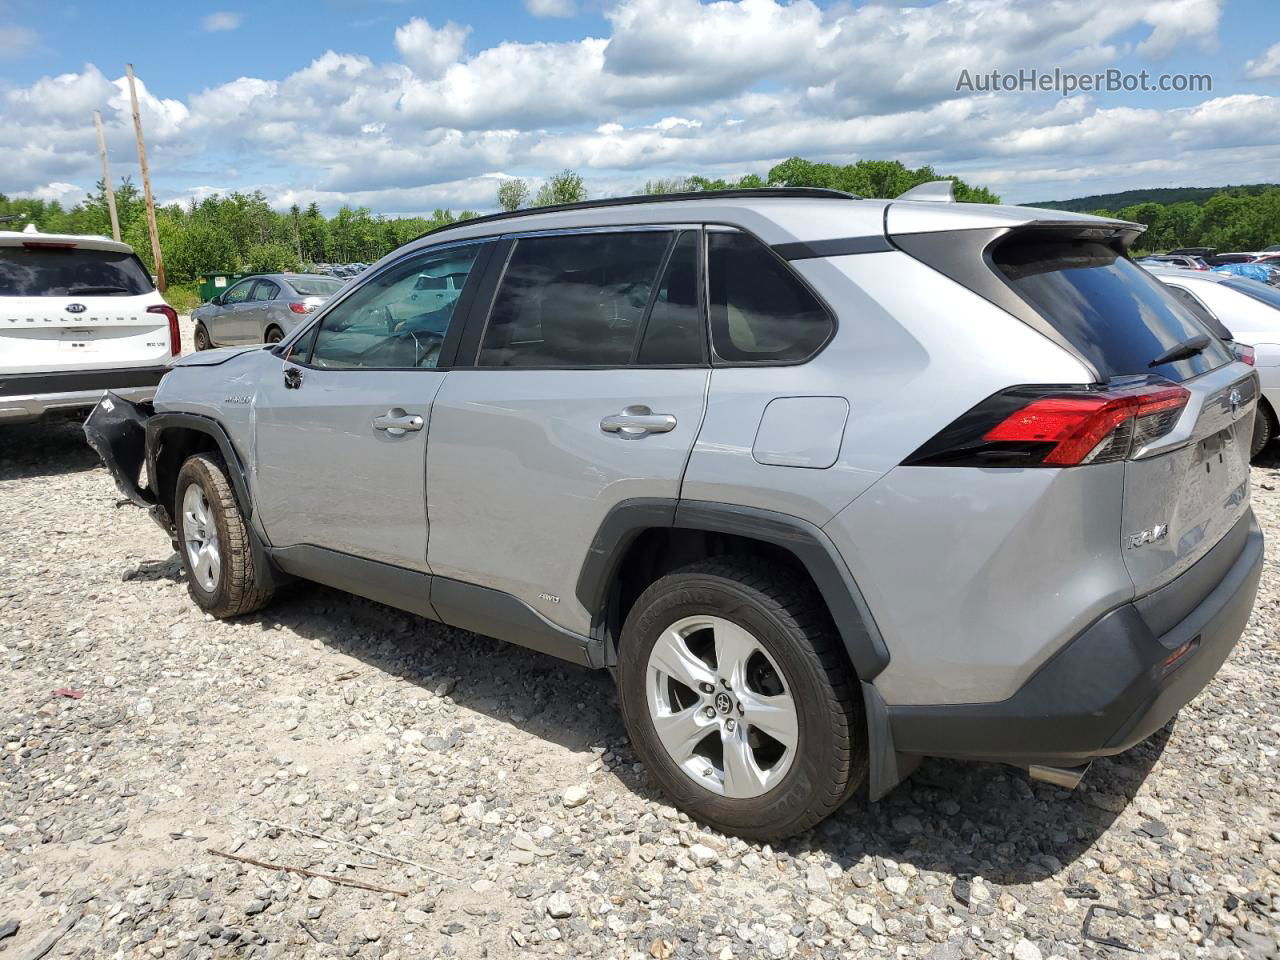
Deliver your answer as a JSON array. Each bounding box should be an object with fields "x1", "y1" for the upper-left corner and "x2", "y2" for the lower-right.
[
  {"x1": 641, "y1": 176, "x2": 691, "y2": 194},
  {"x1": 244, "y1": 241, "x2": 301, "y2": 274},
  {"x1": 497, "y1": 178, "x2": 530, "y2": 211},
  {"x1": 167, "y1": 222, "x2": 238, "y2": 282},
  {"x1": 533, "y1": 170, "x2": 586, "y2": 207}
]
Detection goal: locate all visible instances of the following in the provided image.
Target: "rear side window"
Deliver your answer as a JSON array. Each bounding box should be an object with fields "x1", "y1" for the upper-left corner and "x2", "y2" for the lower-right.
[
  {"x1": 1164, "y1": 284, "x2": 1233, "y2": 341},
  {"x1": 252, "y1": 280, "x2": 280, "y2": 301},
  {"x1": 479, "y1": 231, "x2": 675, "y2": 367},
  {"x1": 707, "y1": 232, "x2": 832, "y2": 363},
  {"x1": 993, "y1": 238, "x2": 1232, "y2": 382},
  {"x1": 0, "y1": 247, "x2": 153, "y2": 297},
  {"x1": 288, "y1": 277, "x2": 342, "y2": 297}
]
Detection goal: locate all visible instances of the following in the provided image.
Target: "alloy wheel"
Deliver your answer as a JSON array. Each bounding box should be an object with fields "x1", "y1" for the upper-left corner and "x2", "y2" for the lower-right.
[
  {"x1": 181, "y1": 484, "x2": 222, "y2": 592},
  {"x1": 645, "y1": 615, "x2": 798, "y2": 799}
]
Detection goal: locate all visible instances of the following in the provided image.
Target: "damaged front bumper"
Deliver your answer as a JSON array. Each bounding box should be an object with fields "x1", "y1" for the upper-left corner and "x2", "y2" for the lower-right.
[{"x1": 83, "y1": 392, "x2": 171, "y2": 532}]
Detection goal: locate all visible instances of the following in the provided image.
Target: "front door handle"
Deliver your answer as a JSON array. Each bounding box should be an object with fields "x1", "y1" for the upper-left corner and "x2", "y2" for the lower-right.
[
  {"x1": 372, "y1": 409, "x2": 424, "y2": 437},
  {"x1": 600, "y1": 405, "x2": 677, "y2": 438}
]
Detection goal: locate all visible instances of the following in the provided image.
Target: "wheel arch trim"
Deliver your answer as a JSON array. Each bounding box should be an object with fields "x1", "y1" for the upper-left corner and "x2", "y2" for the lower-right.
[
  {"x1": 575, "y1": 498, "x2": 890, "y2": 681},
  {"x1": 146, "y1": 412, "x2": 255, "y2": 523}
]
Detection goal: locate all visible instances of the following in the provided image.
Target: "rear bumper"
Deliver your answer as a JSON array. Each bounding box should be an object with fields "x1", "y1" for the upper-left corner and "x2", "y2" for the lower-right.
[
  {"x1": 0, "y1": 366, "x2": 168, "y2": 425},
  {"x1": 885, "y1": 510, "x2": 1264, "y2": 767}
]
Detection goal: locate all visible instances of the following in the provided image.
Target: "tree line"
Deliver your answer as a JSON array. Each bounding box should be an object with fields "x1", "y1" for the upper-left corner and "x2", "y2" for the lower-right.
[
  {"x1": 0, "y1": 158, "x2": 1003, "y2": 287},
  {"x1": 1091, "y1": 188, "x2": 1280, "y2": 253}
]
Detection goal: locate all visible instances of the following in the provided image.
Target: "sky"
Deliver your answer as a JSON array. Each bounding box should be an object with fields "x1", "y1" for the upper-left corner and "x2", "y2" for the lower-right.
[{"x1": 1, "y1": 0, "x2": 1278, "y2": 216}]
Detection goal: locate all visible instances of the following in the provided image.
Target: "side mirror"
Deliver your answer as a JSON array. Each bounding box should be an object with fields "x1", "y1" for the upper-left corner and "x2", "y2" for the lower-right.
[{"x1": 210, "y1": 295, "x2": 223, "y2": 306}]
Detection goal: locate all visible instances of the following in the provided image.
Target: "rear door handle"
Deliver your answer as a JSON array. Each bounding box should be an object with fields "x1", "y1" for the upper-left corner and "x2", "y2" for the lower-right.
[
  {"x1": 600, "y1": 405, "x2": 677, "y2": 438},
  {"x1": 373, "y1": 410, "x2": 424, "y2": 436}
]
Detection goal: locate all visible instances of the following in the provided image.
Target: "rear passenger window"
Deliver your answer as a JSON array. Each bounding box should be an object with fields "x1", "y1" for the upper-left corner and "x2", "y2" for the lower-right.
[
  {"x1": 707, "y1": 232, "x2": 833, "y2": 363},
  {"x1": 479, "y1": 231, "x2": 674, "y2": 367},
  {"x1": 636, "y1": 232, "x2": 703, "y2": 364}
]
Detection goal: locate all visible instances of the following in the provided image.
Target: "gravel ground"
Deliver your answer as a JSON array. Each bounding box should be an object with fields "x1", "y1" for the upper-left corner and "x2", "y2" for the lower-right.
[{"x1": 1, "y1": 339, "x2": 1278, "y2": 959}]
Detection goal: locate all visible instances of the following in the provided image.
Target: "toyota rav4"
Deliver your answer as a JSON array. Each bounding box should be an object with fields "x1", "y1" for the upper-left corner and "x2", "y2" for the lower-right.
[{"x1": 86, "y1": 187, "x2": 1264, "y2": 840}]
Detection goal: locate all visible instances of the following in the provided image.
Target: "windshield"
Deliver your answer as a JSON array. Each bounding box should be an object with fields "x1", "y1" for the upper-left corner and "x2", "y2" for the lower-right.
[
  {"x1": 1222, "y1": 277, "x2": 1280, "y2": 311},
  {"x1": 993, "y1": 238, "x2": 1233, "y2": 382},
  {"x1": 0, "y1": 246, "x2": 154, "y2": 297},
  {"x1": 288, "y1": 277, "x2": 342, "y2": 297}
]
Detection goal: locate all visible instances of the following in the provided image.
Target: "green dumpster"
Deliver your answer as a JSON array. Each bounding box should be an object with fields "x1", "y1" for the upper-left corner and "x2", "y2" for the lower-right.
[{"x1": 196, "y1": 272, "x2": 253, "y2": 303}]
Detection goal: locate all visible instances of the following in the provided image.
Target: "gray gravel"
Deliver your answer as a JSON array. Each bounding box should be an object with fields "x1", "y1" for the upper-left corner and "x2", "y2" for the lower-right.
[{"x1": 1, "y1": 383, "x2": 1278, "y2": 958}]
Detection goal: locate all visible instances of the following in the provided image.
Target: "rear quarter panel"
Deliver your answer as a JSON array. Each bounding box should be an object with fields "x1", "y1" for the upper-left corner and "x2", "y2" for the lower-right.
[{"x1": 681, "y1": 250, "x2": 1095, "y2": 525}]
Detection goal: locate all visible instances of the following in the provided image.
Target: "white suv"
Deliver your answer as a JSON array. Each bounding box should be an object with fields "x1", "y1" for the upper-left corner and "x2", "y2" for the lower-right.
[{"x1": 0, "y1": 226, "x2": 178, "y2": 425}]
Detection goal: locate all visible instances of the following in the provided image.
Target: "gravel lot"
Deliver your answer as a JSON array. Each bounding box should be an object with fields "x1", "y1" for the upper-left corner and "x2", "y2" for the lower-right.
[{"x1": 1, "y1": 343, "x2": 1278, "y2": 958}]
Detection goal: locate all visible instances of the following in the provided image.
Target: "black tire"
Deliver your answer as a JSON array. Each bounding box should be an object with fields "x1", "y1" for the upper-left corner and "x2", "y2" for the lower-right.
[
  {"x1": 193, "y1": 323, "x2": 211, "y2": 351},
  {"x1": 174, "y1": 453, "x2": 273, "y2": 618},
  {"x1": 265, "y1": 326, "x2": 284, "y2": 344},
  {"x1": 617, "y1": 557, "x2": 866, "y2": 841},
  {"x1": 1251, "y1": 399, "x2": 1275, "y2": 460}
]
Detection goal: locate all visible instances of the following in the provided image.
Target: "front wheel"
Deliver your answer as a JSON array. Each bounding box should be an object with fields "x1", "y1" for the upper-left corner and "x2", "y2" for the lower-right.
[
  {"x1": 193, "y1": 323, "x2": 211, "y2": 351},
  {"x1": 617, "y1": 558, "x2": 866, "y2": 841},
  {"x1": 175, "y1": 453, "x2": 273, "y2": 618}
]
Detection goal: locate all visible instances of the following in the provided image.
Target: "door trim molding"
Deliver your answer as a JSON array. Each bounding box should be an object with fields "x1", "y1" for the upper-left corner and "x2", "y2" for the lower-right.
[{"x1": 269, "y1": 544, "x2": 604, "y2": 668}]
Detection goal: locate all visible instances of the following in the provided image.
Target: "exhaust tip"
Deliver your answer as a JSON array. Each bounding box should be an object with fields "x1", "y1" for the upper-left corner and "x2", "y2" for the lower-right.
[{"x1": 1028, "y1": 762, "x2": 1091, "y2": 790}]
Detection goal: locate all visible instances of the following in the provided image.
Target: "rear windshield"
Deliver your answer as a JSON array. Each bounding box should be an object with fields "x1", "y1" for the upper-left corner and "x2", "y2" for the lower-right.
[
  {"x1": 0, "y1": 246, "x2": 154, "y2": 297},
  {"x1": 288, "y1": 277, "x2": 342, "y2": 297},
  {"x1": 1222, "y1": 276, "x2": 1280, "y2": 311},
  {"x1": 993, "y1": 238, "x2": 1232, "y2": 382}
]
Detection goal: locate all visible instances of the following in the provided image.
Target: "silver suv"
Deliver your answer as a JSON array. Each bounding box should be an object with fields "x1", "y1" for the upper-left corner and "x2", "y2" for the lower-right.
[{"x1": 86, "y1": 188, "x2": 1264, "y2": 840}]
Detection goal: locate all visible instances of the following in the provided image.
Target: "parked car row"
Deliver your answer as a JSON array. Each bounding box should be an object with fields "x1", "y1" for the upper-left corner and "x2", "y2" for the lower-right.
[
  {"x1": 1146, "y1": 246, "x2": 1280, "y2": 278},
  {"x1": 85, "y1": 189, "x2": 1265, "y2": 839},
  {"x1": 310, "y1": 262, "x2": 369, "y2": 280}
]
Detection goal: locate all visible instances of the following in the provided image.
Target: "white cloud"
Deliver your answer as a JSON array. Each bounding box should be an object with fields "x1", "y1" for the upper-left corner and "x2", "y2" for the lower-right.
[
  {"x1": 0, "y1": 0, "x2": 1264, "y2": 211},
  {"x1": 20, "y1": 181, "x2": 83, "y2": 204},
  {"x1": 1134, "y1": 0, "x2": 1221, "y2": 58},
  {"x1": 1246, "y1": 41, "x2": 1280, "y2": 80},
  {"x1": 525, "y1": 0, "x2": 576, "y2": 17},
  {"x1": 394, "y1": 17, "x2": 469, "y2": 78},
  {"x1": 201, "y1": 11, "x2": 243, "y2": 33}
]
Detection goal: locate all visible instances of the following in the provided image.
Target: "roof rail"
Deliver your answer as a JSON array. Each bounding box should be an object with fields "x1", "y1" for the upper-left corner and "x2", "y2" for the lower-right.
[{"x1": 414, "y1": 187, "x2": 861, "y2": 243}]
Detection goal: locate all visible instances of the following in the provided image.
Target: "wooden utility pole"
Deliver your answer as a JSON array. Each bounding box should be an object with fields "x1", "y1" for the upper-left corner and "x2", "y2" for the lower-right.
[
  {"x1": 93, "y1": 111, "x2": 121, "y2": 242},
  {"x1": 125, "y1": 63, "x2": 166, "y2": 290}
]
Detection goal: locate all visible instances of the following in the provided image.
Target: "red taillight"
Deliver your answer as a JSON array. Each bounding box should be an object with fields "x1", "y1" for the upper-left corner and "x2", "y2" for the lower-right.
[
  {"x1": 148, "y1": 304, "x2": 180, "y2": 356},
  {"x1": 288, "y1": 301, "x2": 313, "y2": 314},
  {"x1": 1233, "y1": 343, "x2": 1256, "y2": 366},
  {"x1": 905, "y1": 380, "x2": 1191, "y2": 468}
]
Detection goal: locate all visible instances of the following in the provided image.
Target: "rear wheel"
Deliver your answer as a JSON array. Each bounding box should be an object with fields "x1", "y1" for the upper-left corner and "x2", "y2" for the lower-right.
[
  {"x1": 193, "y1": 323, "x2": 211, "y2": 351},
  {"x1": 265, "y1": 326, "x2": 284, "y2": 345},
  {"x1": 617, "y1": 558, "x2": 865, "y2": 841},
  {"x1": 1251, "y1": 399, "x2": 1276, "y2": 460},
  {"x1": 174, "y1": 453, "x2": 273, "y2": 618}
]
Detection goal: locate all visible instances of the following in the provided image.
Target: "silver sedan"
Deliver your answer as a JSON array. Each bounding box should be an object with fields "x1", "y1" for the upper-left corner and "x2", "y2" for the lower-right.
[{"x1": 191, "y1": 273, "x2": 344, "y2": 349}]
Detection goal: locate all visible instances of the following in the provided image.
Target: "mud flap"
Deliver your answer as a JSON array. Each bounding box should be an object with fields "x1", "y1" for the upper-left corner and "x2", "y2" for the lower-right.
[{"x1": 83, "y1": 391, "x2": 155, "y2": 508}]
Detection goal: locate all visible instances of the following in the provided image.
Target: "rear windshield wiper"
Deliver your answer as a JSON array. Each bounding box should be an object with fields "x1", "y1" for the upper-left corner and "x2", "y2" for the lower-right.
[
  {"x1": 66, "y1": 284, "x2": 131, "y2": 295},
  {"x1": 1149, "y1": 334, "x2": 1210, "y2": 368}
]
